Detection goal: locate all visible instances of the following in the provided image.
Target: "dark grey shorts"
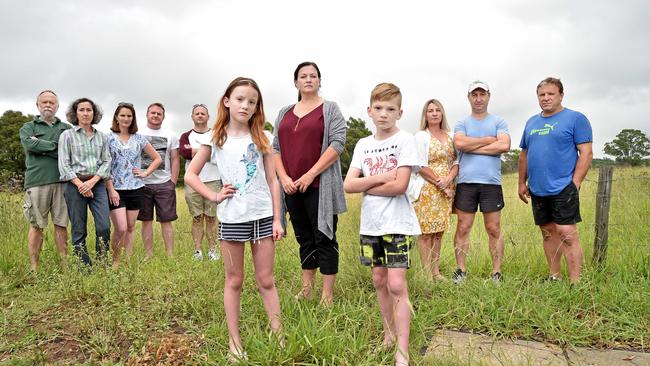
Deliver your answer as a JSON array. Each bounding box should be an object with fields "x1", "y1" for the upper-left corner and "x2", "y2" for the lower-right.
[
  {"x1": 137, "y1": 180, "x2": 178, "y2": 222},
  {"x1": 531, "y1": 182, "x2": 581, "y2": 225},
  {"x1": 454, "y1": 183, "x2": 504, "y2": 213}
]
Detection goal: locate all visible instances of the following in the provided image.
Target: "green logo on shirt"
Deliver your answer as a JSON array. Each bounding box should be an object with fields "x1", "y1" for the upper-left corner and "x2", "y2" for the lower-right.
[{"x1": 530, "y1": 122, "x2": 558, "y2": 136}]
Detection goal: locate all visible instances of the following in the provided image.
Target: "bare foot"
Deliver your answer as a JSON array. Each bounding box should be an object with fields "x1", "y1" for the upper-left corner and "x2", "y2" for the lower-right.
[
  {"x1": 432, "y1": 273, "x2": 448, "y2": 282},
  {"x1": 294, "y1": 286, "x2": 314, "y2": 301},
  {"x1": 319, "y1": 295, "x2": 333, "y2": 307},
  {"x1": 395, "y1": 348, "x2": 409, "y2": 366},
  {"x1": 228, "y1": 340, "x2": 248, "y2": 363}
]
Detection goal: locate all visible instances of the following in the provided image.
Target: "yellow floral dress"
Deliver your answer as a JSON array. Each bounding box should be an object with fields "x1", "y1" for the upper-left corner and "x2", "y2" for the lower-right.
[{"x1": 414, "y1": 134, "x2": 456, "y2": 234}]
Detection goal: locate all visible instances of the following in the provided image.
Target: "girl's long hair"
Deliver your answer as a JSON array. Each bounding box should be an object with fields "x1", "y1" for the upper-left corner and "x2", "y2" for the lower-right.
[{"x1": 211, "y1": 77, "x2": 270, "y2": 153}]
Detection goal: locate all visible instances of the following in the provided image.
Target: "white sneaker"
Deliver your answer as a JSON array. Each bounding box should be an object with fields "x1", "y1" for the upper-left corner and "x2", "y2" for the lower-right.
[
  {"x1": 193, "y1": 250, "x2": 203, "y2": 261},
  {"x1": 208, "y1": 248, "x2": 220, "y2": 261}
]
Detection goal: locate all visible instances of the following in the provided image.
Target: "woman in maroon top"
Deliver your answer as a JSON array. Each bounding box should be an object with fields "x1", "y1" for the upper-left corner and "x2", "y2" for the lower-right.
[{"x1": 273, "y1": 62, "x2": 347, "y2": 306}]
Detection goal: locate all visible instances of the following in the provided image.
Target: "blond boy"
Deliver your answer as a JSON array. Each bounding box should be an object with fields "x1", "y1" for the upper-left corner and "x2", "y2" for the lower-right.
[{"x1": 344, "y1": 83, "x2": 420, "y2": 366}]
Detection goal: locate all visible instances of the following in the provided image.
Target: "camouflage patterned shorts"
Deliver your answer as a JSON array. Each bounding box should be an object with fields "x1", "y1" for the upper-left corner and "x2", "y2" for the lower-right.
[{"x1": 359, "y1": 234, "x2": 413, "y2": 269}]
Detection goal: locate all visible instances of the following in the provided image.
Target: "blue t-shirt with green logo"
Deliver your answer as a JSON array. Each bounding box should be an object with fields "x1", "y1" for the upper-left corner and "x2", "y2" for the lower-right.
[{"x1": 520, "y1": 108, "x2": 592, "y2": 196}]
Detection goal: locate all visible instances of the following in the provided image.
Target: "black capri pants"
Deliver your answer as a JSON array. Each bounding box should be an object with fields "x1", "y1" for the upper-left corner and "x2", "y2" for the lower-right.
[{"x1": 285, "y1": 186, "x2": 339, "y2": 275}]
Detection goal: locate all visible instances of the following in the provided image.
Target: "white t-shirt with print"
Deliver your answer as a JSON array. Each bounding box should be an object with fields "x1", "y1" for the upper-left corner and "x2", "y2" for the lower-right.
[
  {"x1": 350, "y1": 130, "x2": 421, "y2": 236},
  {"x1": 188, "y1": 130, "x2": 221, "y2": 182},
  {"x1": 208, "y1": 131, "x2": 273, "y2": 223},
  {"x1": 139, "y1": 125, "x2": 180, "y2": 185}
]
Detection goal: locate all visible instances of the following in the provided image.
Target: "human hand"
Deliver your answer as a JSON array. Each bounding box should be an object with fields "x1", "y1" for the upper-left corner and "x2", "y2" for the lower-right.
[
  {"x1": 272, "y1": 219, "x2": 284, "y2": 241},
  {"x1": 77, "y1": 181, "x2": 95, "y2": 195},
  {"x1": 280, "y1": 175, "x2": 297, "y2": 195},
  {"x1": 214, "y1": 183, "x2": 237, "y2": 203},
  {"x1": 132, "y1": 168, "x2": 149, "y2": 178},
  {"x1": 376, "y1": 169, "x2": 397, "y2": 184},
  {"x1": 572, "y1": 179, "x2": 581, "y2": 190},
  {"x1": 443, "y1": 187, "x2": 454, "y2": 199},
  {"x1": 518, "y1": 183, "x2": 530, "y2": 204},
  {"x1": 295, "y1": 172, "x2": 316, "y2": 193},
  {"x1": 109, "y1": 189, "x2": 120, "y2": 206},
  {"x1": 437, "y1": 174, "x2": 454, "y2": 190}
]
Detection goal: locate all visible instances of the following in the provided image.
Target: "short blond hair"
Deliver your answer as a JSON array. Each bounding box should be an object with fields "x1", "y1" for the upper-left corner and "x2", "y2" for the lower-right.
[{"x1": 370, "y1": 83, "x2": 402, "y2": 107}]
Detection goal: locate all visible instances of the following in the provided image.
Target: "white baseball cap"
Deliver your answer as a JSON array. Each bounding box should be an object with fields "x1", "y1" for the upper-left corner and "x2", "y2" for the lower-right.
[{"x1": 468, "y1": 80, "x2": 490, "y2": 93}]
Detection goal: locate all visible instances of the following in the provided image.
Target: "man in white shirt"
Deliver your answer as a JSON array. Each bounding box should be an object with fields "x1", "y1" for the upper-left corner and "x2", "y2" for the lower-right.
[
  {"x1": 137, "y1": 103, "x2": 180, "y2": 259},
  {"x1": 179, "y1": 104, "x2": 222, "y2": 260}
]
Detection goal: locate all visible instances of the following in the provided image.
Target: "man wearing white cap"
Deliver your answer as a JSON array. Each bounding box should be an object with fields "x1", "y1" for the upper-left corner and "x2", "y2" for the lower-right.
[{"x1": 452, "y1": 81, "x2": 510, "y2": 284}]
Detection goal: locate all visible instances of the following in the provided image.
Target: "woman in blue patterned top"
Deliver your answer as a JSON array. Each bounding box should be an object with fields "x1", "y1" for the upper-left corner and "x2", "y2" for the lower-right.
[{"x1": 105, "y1": 103, "x2": 161, "y2": 267}]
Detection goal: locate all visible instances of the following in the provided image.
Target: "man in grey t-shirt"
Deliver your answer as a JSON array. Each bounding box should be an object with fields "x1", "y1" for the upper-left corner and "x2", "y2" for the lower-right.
[{"x1": 137, "y1": 103, "x2": 180, "y2": 259}]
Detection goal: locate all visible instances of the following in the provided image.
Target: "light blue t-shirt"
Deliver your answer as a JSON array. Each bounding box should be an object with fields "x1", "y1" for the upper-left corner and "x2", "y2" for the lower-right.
[
  {"x1": 108, "y1": 132, "x2": 150, "y2": 190},
  {"x1": 454, "y1": 114, "x2": 509, "y2": 185},
  {"x1": 520, "y1": 108, "x2": 592, "y2": 196}
]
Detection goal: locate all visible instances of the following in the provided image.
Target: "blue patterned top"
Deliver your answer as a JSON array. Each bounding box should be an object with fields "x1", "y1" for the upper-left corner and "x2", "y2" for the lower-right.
[{"x1": 108, "y1": 132, "x2": 149, "y2": 190}]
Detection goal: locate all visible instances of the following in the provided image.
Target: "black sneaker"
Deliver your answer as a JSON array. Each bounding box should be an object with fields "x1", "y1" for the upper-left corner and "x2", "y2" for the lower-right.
[
  {"x1": 452, "y1": 268, "x2": 467, "y2": 284},
  {"x1": 491, "y1": 272, "x2": 503, "y2": 283}
]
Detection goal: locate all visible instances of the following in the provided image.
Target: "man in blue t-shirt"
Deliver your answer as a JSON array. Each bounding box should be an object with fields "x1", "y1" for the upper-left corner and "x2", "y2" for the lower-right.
[
  {"x1": 452, "y1": 81, "x2": 511, "y2": 284},
  {"x1": 518, "y1": 77, "x2": 593, "y2": 284}
]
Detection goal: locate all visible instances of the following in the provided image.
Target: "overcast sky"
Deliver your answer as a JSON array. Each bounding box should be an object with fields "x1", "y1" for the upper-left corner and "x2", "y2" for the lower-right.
[{"x1": 2, "y1": 0, "x2": 648, "y2": 157}]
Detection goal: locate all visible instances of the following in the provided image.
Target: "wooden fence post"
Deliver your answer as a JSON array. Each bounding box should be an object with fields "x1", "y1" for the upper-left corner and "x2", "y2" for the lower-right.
[{"x1": 593, "y1": 165, "x2": 614, "y2": 265}]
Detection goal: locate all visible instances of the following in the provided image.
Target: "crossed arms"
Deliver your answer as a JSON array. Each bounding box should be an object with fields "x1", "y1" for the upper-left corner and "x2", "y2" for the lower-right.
[
  {"x1": 453, "y1": 133, "x2": 511, "y2": 156},
  {"x1": 344, "y1": 166, "x2": 412, "y2": 196}
]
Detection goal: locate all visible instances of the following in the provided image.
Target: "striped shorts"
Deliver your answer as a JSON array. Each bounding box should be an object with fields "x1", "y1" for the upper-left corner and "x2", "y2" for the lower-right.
[{"x1": 219, "y1": 216, "x2": 273, "y2": 242}]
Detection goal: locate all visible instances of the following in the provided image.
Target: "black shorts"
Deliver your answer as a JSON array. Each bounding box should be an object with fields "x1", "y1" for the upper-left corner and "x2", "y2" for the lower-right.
[
  {"x1": 454, "y1": 183, "x2": 504, "y2": 213},
  {"x1": 109, "y1": 188, "x2": 145, "y2": 211},
  {"x1": 531, "y1": 182, "x2": 581, "y2": 225}
]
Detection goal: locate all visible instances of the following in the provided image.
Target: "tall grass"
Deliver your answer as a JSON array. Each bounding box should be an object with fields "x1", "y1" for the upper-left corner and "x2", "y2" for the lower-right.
[{"x1": 1, "y1": 168, "x2": 648, "y2": 365}]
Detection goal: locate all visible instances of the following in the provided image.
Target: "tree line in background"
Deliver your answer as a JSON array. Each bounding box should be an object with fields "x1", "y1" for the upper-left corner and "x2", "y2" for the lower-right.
[{"x1": 1, "y1": 109, "x2": 647, "y2": 189}]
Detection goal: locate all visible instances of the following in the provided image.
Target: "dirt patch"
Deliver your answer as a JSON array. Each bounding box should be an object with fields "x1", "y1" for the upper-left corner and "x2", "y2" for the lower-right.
[
  {"x1": 127, "y1": 333, "x2": 204, "y2": 366},
  {"x1": 425, "y1": 330, "x2": 650, "y2": 366},
  {"x1": 42, "y1": 334, "x2": 87, "y2": 364}
]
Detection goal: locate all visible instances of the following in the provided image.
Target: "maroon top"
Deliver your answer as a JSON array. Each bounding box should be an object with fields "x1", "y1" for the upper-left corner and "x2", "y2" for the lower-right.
[{"x1": 278, "y1": 104, "x2": 324, "y2": 187}]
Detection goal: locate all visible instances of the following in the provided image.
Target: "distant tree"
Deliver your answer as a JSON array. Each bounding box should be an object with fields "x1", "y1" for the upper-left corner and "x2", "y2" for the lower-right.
[
  {"x1": 604, "y1": 129, "x2": 650, "y2": 166},
  {"x1": 501, "y1": 149, "x2": 520, "y2": 174},
  {"x1": 340, "y1": 117, "x2": 372, "y2": 177},
  {"x1": 591, "y1": 157, "x2": 616, "y2": 168},
  {"x1": 0, "y1": 110, "x2": 31, "y2": 183},
  {"x1": 264, "y1": 121, "x2": 274, "y2": 133}
]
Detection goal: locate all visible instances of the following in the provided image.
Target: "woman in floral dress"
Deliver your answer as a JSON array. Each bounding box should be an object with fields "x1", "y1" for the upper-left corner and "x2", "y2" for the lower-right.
[{"x1": 412, "y1": 99, "x2": 458, "y2": 280}]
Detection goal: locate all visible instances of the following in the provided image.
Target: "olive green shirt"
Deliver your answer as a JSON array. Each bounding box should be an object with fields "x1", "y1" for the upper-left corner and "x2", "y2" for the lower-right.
[{"x1": 19, "y1": 116, "x2": 72, "y2": 189}]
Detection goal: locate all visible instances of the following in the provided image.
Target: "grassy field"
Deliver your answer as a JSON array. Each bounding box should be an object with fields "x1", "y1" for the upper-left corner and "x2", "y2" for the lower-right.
[{"x1": 1, "y1": 168, "x2": 649, "y2": 365}]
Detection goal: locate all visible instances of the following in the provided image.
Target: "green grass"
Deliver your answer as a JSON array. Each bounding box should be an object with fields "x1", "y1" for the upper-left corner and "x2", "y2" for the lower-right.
[{"x1": 1, "y1": 168, "x2": 649, "y2": 365}]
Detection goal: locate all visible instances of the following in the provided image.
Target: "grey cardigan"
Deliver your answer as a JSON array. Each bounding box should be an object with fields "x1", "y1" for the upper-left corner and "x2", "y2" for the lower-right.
[{"x1": 272, "y1": 100, "x2": 347, "y2": 239}]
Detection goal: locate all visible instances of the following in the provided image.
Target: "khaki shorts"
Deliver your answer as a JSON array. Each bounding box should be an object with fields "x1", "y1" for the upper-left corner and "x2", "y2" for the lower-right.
[
  {"x1": 23, "y1": 183, "x2": 69, "y2": 229},
  {"x1": 184, "y1": 180, "x2": 221, "y2": 218}
]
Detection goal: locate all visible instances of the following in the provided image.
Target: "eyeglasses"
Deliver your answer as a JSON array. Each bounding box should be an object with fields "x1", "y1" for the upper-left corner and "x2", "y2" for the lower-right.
[
  {"x1": 192, "y1": 104, "x2": 208, "y2": 112},
  {"x1": 118, "y1": 102, "x2": 133, "y2": 107}
]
